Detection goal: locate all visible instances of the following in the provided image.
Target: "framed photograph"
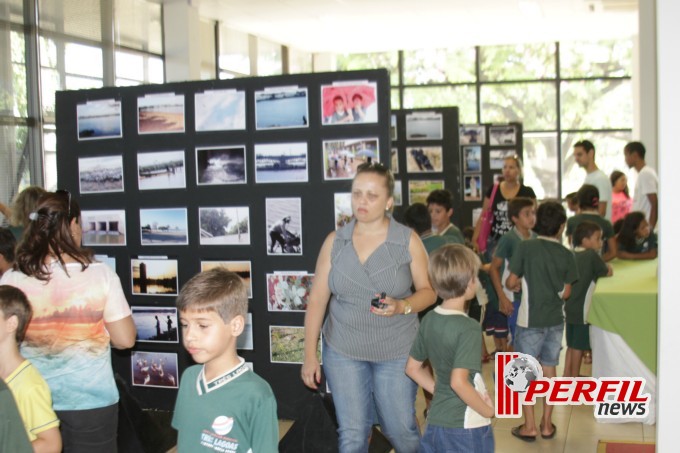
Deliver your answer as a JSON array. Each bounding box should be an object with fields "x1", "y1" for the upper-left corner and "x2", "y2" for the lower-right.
[
  {"x1": 489, "y1": 149, "x2": 517, "y2": 170},
  {"x1": 131, "y1": 257, "x2": 179, "y2": 296},
  {"x1": 198, "y1": 207, "x2": 250, "y2": 245},
  {"x1": 406, "y1": 146, "x2": 443, "y2": 173},
  {"x1": 321, "y1": 81, "x2": 378, "y2": 125},
  {"x1": 94, "y1": 254, "x2": 116, "y2": 272},
  {"x1": 201, "y1": 261, "x2": 253, "y2": 298},
  {"x1": 81, "y1": 210, "x2": 127, "y2": 246},
  {"x1": 255, "y1": 86, "x2": 309, "y2": 130},
  {"x1": 132, "y1": 306, "x2": 179, "y2": 343},
  {"x1": 334, "y1": 192, "x2": 353, "y2": 230},
  {"x1": 390, "y1": 147, "x2": 399, "y2": 174},
  {"x1": 266, "y1": 272, "x2": 314, "y2": 312},
  {"x1": 254, "y1": 142, "x2": 308, "y2": 183},
  {"x1": 405, "y1": 112, "x2": 443, "y2": 140},
  {"x1": 140, "y1": 208, "x2": 188, "y2": 246},
  {"x1": 137, "y1": 93, "x2": 185, "y2": 134},
  {"x1": 463, "y1": 146, "x2": 482, "y2": 172},
  {"x1": 489, "y1": 125, "x2": 517, "y2": 145},
  {"x1": 131, "y1": 351, "x2": 178, "y2": 389},
  {"x1": 393, "y1": 180, "x2": 403, "y2": 206},
  {"x1": 323, "y1": 138, "x2": 379, "y2": 180},
  {"x1": 238, "y1": 313, "x2": 254, "y2": 350},
  {"x1": 270, "y1": 326, "x2": 321, "y2": 364},
  {"x1": 78, "y1": 155, "x2": 124, "y2": 194},
  {"x1": 77, "y1": 99, "x2": 122, "y2": 140},
  {"x1": 196, "y1": 146, "x2": 247, "y2": 185},
  {"x1": 408, "y1": 180, "x2": 444, "y2": 205},
  {"x1": 464, "y1": 175, "x2": 483, "y2": 201},
  {"x1": 137, "y1": 150, "x2": 186, "y2": 191},
  {"x1": 459, "y1": 124, "x2": 486, "y2": 145},
  {"x1": 266, "y1": 198, "x2": 302, "y2": 256},
  {"x1": 195, "y1": 89, "x2": 246, "y2": 132},
  {"x1": 390, "y1": 114, "x2": 397, "y2": 141}
]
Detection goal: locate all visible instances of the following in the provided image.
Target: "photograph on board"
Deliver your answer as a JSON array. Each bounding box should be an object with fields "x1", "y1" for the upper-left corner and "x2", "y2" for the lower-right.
[
  {"x1": 255, "y1": 86, "x2": 309, "y2": 130},
  {"x1": 323, "y1": 138, "x2": 379, "y2": 180},
  {"x1": 489, "y1": 125, "x2": 516, "y2": 145},
  {"x1": 270, "y1": 326, "x2": 321, "y2": 364},
  {"x1": 405, "y1": 112, "x2": 443, "y2": 140},
  {"x1": 463, "y1": 145, "x2": 482, "y2": 172},
  {"x1": 459, "y1": 124, "x2": 486, "y2": 145},
  {"x1": 321, "y1": 81, "x2": 378, "y2": 125},
  {"x1": 265, "y1": 198, "x2": 302, "y2": 256},
  {"x1": 132, "y1": 306, "x2": 179, "y2": 343},
  {"x1": 81, "y1": 209, "x2": 126, "y2": 246},
  {"x1": 195, "y1": 89, "x2": 246, "y2": 132},
  {"x1": 78, "y1": 155, "x2": 124, "y2": 194},
  {"x1": 196, "y1": 146, "x2": 247, "y2": 185},
  {"x1": 131, "y1": 257, "x2": 179, "y2": 296},
  {"x1": 137, "y1": 150, "x2": 186, "y2": 191},
  {"x1": 334, "y1": 192, "x2": 352, "y2": 230},
  {"x1": 77, "y1": 99, "x2": 122, "y2": 140},
  {"x1": 464, "y1": 174, "x2": 483, "y2": 201},
  {"x1": 198, "y1": 207, "x2": 250, "y2": 245},
  {"x1": 254, "y1": 142, "x2": 308, "y2": 183},
  {"x1": 408, "y1": 180, "x2": 444, "y2": 205},
  {"x1": 140, "y1": 208, "x2": 188, "y2": 246},
  {"x1": 137, "y1": 93, "x2": 185, "y2": 134},
  {"x1": 131, "y1": 351, "x2": 178, "y2": 389},
  {"x1": 266, "y1": 272, "x2": 314, "y2": 312},
  {"x1": 406, "y1": 146, "x2": 443, "y2": 173},
  {"x1": 201, "y1": 260, "x2": 253, "y2": 298}
]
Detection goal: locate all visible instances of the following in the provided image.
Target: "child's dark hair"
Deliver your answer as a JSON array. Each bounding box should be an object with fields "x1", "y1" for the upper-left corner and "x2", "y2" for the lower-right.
[
  {"x1": 617, "y1": 212, "x2": 646, "y2": 250},
  {"x1": 613, "y1": 219, "x2": 624, "y2": 235},
  {"x1": 610, "y1": 170, "x2": 629, "y2": 198},
  {"x1": 402, "y1": 203, "x2": 431, "y2": 235},
  {"x1": 534, "y1": 200, "x2": 567, "y2": 237},
  {"x1": 176, "y1": 268, "x2": 248, "y2": 323},
  {"x1": 577, "y1": 184, "x2": 600, "y2": 210},
  {"x1": 573, "y1": 221, "x2": 602, "y2": 247},
  {"x1": 426, "y1": 189, "x2": 453, "y2": 211},
  {"x1": 0, "y1": 285, "x2": 32, "y2": 343},
  {"x1": 0, "y1": 227, "x2": 16, "y2": 263},
  {"x1": 355, "y1": 161, "x2": 395, "y2": 196},
  {"x1": 508, "y1": 197, "x2": 535, "y2": 223}
]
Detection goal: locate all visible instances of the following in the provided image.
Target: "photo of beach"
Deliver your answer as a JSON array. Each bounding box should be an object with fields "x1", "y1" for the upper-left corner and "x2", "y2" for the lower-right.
[
  {"x1": 409, "y1": 180, "x2": 445, "y2": 205},
  {"x1": 199, "y1": 207, "x2": 250, "y2": 245},
  {"x1": 132, "y1": 306, "x2": 179, "y2": 343},
  {"x1": 139, "y1": 208, "x2": 188, "y2": 246},
  {"x1": 81, "y1": 209, "x2": 127, "y2": 246},
  {"x1": 255, "y1": 87, "x2": 309, "y2": 129},
  {"x1": 137, "y1": 150, "x2": 186, "y2": 191},
  {"x1": 131, "y1": 351, "x2": 178, "y2": 389},
  {"x1": 137, "y1": 93, "x2": 185, "y2": 134},
  {"x1": 334, "y1": 192, "x2": 352, "y2": 230},
  {"x1": 406, "y1": 146, "x2": 443, "y2": 173},
  {"x1": 131, "y1": 258, "x2": 179, "y2": 296},
  {"x1": 77, "y1": 99, "x2": 122, "y2": 140},
  {"x1": 267, "y1": 272, "x2": 314, "y2": 312},
  {"x1": 201, "y1": 261, "x2": 252, "y2": 298},
  {"x1": 196, "y1": 146, "x2": 247, "y2": 185},
  {"x1": 195, "y1": 89, "x2": 246, "y2": 132},
  {"x1": 270, "y1": 326, "x2": 321, "y2": 364},
  {"x1": 78, "y1": 155, "x2": 124, "y2": 194},
  {"x1": 255, "y1": 142, "x2": 308, "y2": 183},
  {"x1": 322, "y1": 138, "x2": 380, "y2": 180},
  {"x1": 405, "y1": 112, "x2": 443, "y2": 140}
]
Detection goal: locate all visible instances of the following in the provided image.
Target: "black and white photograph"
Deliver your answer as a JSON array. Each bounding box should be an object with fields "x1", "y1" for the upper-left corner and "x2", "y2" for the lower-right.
[
  {"x1": 77, "y1": 99, "x2": 122, "y2": 140},
  {"x1": 323, "y1": 138, "x2": 379, "y2": 180},
  {"x1": 131, "y1": 351, "x2": 178, "y2": 389},
  {"x1": 405, "y1": 112, "x2": 443, "y2": 140},
  {"x1": 132, "y1": 306, "x2": 179, "y2": 343},
  {"x1": 489, "y1": 125, "x2": 517, "y2": 145},
  {"x1": 266, "y1": 272, "x2": 314, "y2": 312},
  {"x1": 198, "y1": 207, "x2": 250, "y2": 245},
  {"x1": 459, "y1": 124, "x2": 486, "y2": 145},
  {"x1": 195, "y1": 89, "x2": 246, "y2": 132},
  {"x1": 464, "y1": 175, "x2": 483, "y2": 201},
  {"x1": 238, "y1": 313, "x2": 253, "y2": 350},
  {"x1": 137, "y1": 93, "x2": 185, "y2": 134},
  {"x1": 137, "y1": 150, "x2": 186, "y2": 191},
  {"x1": 78, "y1": 155, "x2": 124, "y2": 194},
  {"x1": 270, "y1": 326, "x2": 321, "y2": 364},
  {"x1": 408, "y1": 180, "x2": 444, "y2": 206},
  {"x1": 255, "y1": 86, "x2": 309, "y2": 130},
  {"x1": 406, "y1": 146, "x2": 443, "y2": 173},
  {"x1": 463, "y1": 145, "x2": 482, "y2": 172},
  {"x1": 139, "y1": 208, "x2": 188, "y2": 246},
  {"x1": 393, "y1": 180, "x2": 403, "y2": 206},
  {"x1": 390, "y1": 114, "x2": 397, "y2": 141},
  {"x1": 390, "y1": 147, "x2": 399, "y2": 174},
  {"x1": 131, "y1": 257, "x2": 179, "y2": 296},
  {"x1": 254, "y1": 142, "x2": 308, "y2": 183},
  {"x1": 196, "y1": 146, "x2": 247, "y2": 185},
  {"x1": 321, "y1": 81, "x2": 378, "y2": 125},
  {"x1": 266, "y1": 198, "x2": 302, "y2": 255},
  {"x1": 81, "y1": 210, "x2": 126, "y2": 246},
  {"x1": 201, "y1": 261, "x2": 253, "y2": 298},
  {"x1": 489, "y1": 149, "x2": 517, "y2": 170},
  {"x1": 334, "y1": 192, "x2": 352, "y2": 230}
]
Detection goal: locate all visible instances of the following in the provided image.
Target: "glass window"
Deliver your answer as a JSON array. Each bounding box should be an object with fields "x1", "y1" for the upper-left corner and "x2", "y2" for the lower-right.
[
  {"x1": 560, "y1": 79, "x2": 633, "y2": 130},
  {"x1": 522, "y1": 132, "x2": 558, "y2": 199},
  {"x1": 147, "y1": 56, "x2": 164, "y2": 83},
  {"x1": 114, "y1": 0, "x2": 163, "y2": 54},
  {"x1": 39, "y1": 0, "x2": 103, "y2": 42},
  {"x1": 39, "y1": 36, "x2": 58, "y2": 68},
  {"x1": 65, "y1": 43, "x2": 103, "y2": 78},
  {"x1": 480, "y1": 82, "x2": 557, "y2": 131},
  {"x1": 116, "y1": 50, "x2": 144, "y2": 81},
  {"x1": 218, "y1": 27, "x2": 250, "y2": 75},
  {"x1": 479, "y1": 43, "x2": 556, "y2": 81},
  {"x1": 560, "y1": 40, "x2": 633, "y2": 78},
  {"x1": 336, "y1": 51, "x2": 400, "y2": 85},
  {"x1": 11, "y1": 31, "x2": 27, "y2": 117},
  {"x1": 0, "y1": 0, "x2": 24, "y2": 23},
  {"x1": 403, "y1": 85, "x2": 477, "y2": 124},
  {"x1": 257, "y1": 37, "x2": 282, "y2": 76},
  {"x1": 65, "y1": 75, "x2": 103, "y2": 90},
  {"x1": 402, "y1": 47, "x2": 476, "y2": 84},
  {"x1": 43, "y1": 127, "x2": 57, "y2": 191},
  {"x1": 288, "y1": 48, "x2": 313, "y2": 74},
  {"x1": 391, "y1": 89, "x2": 401, "y2": 111},
  {"x1": 40, "y1": 67, "x2": 60, "y2": 118}
]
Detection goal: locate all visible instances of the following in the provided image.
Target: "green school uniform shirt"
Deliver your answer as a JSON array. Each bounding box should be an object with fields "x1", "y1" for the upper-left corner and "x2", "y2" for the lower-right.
[
  {"x1": 493, "y1": 227, "x2": 537, "y2": 302},
  {"x1": 566, "y1": 248, "x2": 609, "y2": 324},
  {"x1": 621, "y1": 232, "x2": 658, "y2": 254},
  {"x1": 566, "y1": 212, "x2": 614, "y2": 241}
]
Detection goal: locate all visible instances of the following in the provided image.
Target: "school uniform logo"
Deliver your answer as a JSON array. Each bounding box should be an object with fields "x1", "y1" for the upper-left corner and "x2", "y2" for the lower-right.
[
  {"x1": 495, "y1": 353, "x2": 650, "y2": 419},
  {"x1": 211, "y1": 416, "x2": 234, "y2": 436}
]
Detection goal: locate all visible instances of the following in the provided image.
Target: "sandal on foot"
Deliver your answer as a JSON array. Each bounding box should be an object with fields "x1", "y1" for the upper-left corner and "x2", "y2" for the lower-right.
[
  {"x1": 541, "y1": 423, "x2": 557, "y2": 439},
  {"x1": 511, "y1": 425, "x2": 536, "y2": 442}
]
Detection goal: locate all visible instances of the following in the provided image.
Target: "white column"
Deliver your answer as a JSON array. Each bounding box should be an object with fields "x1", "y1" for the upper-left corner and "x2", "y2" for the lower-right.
[
  {"x1": 633, "y1": 0, "x2": 658, "y2": 169},
  {"x1": 163, "y1": 0, "x2": 202, "y2": 82},
  {"x1": 313, "y1": 53, "x2": 336, "y2": 72}
]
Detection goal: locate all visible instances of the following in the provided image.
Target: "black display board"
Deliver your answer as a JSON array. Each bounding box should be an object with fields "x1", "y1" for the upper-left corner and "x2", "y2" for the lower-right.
[{"x1": 55, "y1": 69, "x2": 391, "y2": 419}]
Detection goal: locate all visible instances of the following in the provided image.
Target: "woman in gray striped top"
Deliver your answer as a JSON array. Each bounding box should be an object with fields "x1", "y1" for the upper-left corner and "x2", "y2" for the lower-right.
[{"x1": 302, "y1": 162, "x2": 436, "y2": 453}]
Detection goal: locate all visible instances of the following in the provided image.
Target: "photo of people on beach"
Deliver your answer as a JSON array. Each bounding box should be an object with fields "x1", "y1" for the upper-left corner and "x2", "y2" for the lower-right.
[
  {"x1": 132, "y1": 306, "x2": 179, "y2": 343},
  {"x1": 81, "y1": 210, "x2": 126, "y2": 246},
  {"x1": 409, "y1": 180, "x2": 444, "y2": 205},
  {"x1": 137, "y1": 93, "x2": 185, "y2": 134},
  {"x1": 459, "y1": 124, "x2": 486, "y2": 145},
  {"x1": 406, "y1": 146, "x2": 443, "y2": 173},
  {"x1": 266, "y1": 198, "x2": 302, "y2": 256},
  {"x1": 270, "y1": 326, "x2": 321, "y2": 364},
  {"x1": 255, "y1": 86, "x2": 309, "y2": 130},
  {"x1": 321, "y1": 81, "x2": 378, "y2": 125},
  {"x1": 405, "y1": 112, "x2": 443, "y2": 140},
  {"x1": 489, "y1": 125, "x2": 516, "y2": 145},
  {"x1": 201, "y1": 261, "x2": 252, "y2": 298},
  {"x1": 464, "y1": 174, "x2": 483, "y2": 201},
  {"x1": 195, "y1": 89, "x2": 246, "y2": 132},
  {"x1": 78, "y1": 155, "x2": 124, "y2": 194},
  {"x1": 489, "y1": 149, "x2": 517, "y2": 170},
  {"x1": 131, "y1": 351, "x2": 178, "y2": 389},
  {"x1": 139, "y1": 208, "x2": 188, "y2": 246},
  {"x1": 137, "y1": 150, "x2": 186, "y2": 191},
  {"x1": 131, "y1": 258, "x2": 179, "y2": 296},
  {"x1": 463, "y1": 145, "x2": 482, "y2": 172},
  {"x1": 199, "y1": 207, "x2": 250, "y2": 245},
  {"x1": 77, "y1": 99, "x2": 122, "y2": 140},
  {"x1": 323, "y1": 138, "x2": 380, "y2": 180},
  {"x1": 196, "y1": 146, "x2": 247, "y2": 185},
  {"x1": 254, "y1": 142, "x2": 308, "y2": 183},
  {"x1": 334, "y1": 192, "x2": 352, "y2": 230},
  {"x1": 267, "y1": 272, "x2": 314, "y2": 312}
]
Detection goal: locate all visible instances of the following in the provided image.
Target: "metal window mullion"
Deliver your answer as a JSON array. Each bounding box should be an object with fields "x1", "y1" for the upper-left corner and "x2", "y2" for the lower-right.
[
  {"x1": 23, "y1": 0, "x2": 43, "y2": 187},
  {"x1": 555, "y1": 41, "x2": 562, "y2": 199}
]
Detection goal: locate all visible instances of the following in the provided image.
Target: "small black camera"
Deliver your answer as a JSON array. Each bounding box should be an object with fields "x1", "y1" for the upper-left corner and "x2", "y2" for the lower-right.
[{"x1": 370, "y1": 292, "x2": 387, "y2": 309}]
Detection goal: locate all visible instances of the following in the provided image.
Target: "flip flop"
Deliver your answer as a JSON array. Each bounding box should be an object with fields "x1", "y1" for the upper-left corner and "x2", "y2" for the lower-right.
[
  {"x1": 541, "y1": 423, "x2": 557, "y2": 439},
  {"x1": 511, "y1": 425, "x2": 536, "y2": 442}
]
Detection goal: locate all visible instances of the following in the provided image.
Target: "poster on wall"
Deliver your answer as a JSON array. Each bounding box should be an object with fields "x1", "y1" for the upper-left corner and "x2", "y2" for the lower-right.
[
  {"x1": 406, "y1": 146, "x2": 443, "y2": 173},
  {"x1": 405, "y1": 112, "x2": 443, "y2": 140},
  {"x1": 408, "y1": 180, "x2": 445, "y2": 205},
  {"x1": 321, "y1": 81, "x2": 378, "y2": 125},
  {"x1": 255, "y1": 86, "x2": 309, "y2": 130},
  {"x1": 137, "y1": 93, "x2": 185, "y2": 134},
  {"x1": 77, "y1": 99, "x2": 122, "y2": 141},
  {"x1": 196, "y1": 146, "x2": 247, "y2": 186},
  {"x1": 137, "y1": 150, "x2": 186, "y2": 191},
  {"x1": 459, "y1": 124, "x2": 486, "y2": 145},
  {"x1": 463, "y1": 146, "x2": 482, "y2": 172},
  {"x1": 198, "y1": 207, "x2": 251, "y2": 245},
  {"x1": 266, "y1": 272, "x2": 314, "y2": 312},
  {"x1": 131, "y1": 351, "x2": 178, "y2": 389},
  {"x1": 132, "y1": 306, "x2": 179, "y2": 343},
  {"x1": 464, "y1": 175, "x2": 483, "y2": 201},
  {"x1": 322, "y1": 138, "x2": 379, "y2": 180},
  {"x1": 131, "y1": 257, "x2": 179, "y2": 296},
  {"x1": 489, "y1": 125, "x2": 516, "y2": 145},
  {"x1": 195, "y1": 89, "x2": 246, "y2": 132},
  {"x1": 78, "y1": 155, "x2": 124, "y2": 194},
  {"x1": 139, "y1": 208, "x2": 189, "y2": 246},
  {"x1": 81, "y1": 209, "x2": 127, "y2": 246},
  {"x1": 265, "y1": 198, "x2": 302, "y2": 256},
  {"x1": 270, "y1": 326, "x2": 321, "y2": 364},
  {"x1": 201, "y1": 260, "x2": 253, "y2": 298},
  {"x1": 254, "y1": 142, "x2": 308, "y2": 183}
]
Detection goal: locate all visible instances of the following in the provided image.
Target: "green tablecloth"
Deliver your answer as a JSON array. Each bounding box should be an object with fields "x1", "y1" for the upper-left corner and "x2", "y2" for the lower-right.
[{"x1": 587, "y1": 258, "x2": 658, "y2": 373}]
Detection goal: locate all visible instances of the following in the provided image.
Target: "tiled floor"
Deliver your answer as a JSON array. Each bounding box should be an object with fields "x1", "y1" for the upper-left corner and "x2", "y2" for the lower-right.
[{"x1": 279, "y1": 335, "x2": 656, "y2": 452}]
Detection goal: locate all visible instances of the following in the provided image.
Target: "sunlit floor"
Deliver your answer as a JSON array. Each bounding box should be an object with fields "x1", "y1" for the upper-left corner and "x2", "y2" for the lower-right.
[{"x1": 278, "y1": 334, "x2": 656, "y2": 452}]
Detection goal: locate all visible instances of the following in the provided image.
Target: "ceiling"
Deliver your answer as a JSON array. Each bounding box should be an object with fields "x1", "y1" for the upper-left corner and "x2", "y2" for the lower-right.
[{"x1": 193, "y1": 0, "x2": 639, "y2": 53}]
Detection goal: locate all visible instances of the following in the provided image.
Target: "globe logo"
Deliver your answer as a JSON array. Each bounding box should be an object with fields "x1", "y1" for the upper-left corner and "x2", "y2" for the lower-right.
[{"x1": 503, "y1": 354, "x2": 543, "y2": 393}]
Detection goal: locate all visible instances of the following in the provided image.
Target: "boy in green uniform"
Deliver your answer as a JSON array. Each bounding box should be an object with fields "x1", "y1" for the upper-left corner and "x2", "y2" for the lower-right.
[
  {"x1": 506, "y1": 200, "x2": 578, "y2": 442},
  {"x1": 406, "y1": 244, "x2": 495, "y2": 453},
  {"x1": 564, "y1": 221, "x2": 613, "y2": 378},
  {"x1": 566, "y1": 184, "x2": 617, "y2": 261},
  {"x1": 172, "y1": 269, "x2": 278, "y2": 453},
  {"x1": 426, "y1": 189, "x2": 465, "y2": 244}
]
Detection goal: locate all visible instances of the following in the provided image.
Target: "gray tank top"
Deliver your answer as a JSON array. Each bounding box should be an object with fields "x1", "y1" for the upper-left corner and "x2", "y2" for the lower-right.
[{"x1": 322, "y1": 216, "x2": 419, "y2": 361}]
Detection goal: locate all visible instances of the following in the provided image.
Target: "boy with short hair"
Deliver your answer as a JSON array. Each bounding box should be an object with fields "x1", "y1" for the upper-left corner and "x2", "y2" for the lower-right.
[
  {"x1": 172, "y1": 269, "x2": 278, "y2": 452},
  {"x1": 563, "y1": 221, "x2": 613, "y2": 378},
  {"x1": 488, "y1": 197, "x2": 537, "y2": 351},
  {"x1": 426, "y1": 189, "x2": 465, "y2": 244},
  {"x1": 506, "y1": 200, "x2": 578, "y2": 442},
  {"x1": 406, "y1": 244, "x2": 495, "y2": 453},
  {"x1": 0, "y1": 285, "x2": 61, "y2": 452}
]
